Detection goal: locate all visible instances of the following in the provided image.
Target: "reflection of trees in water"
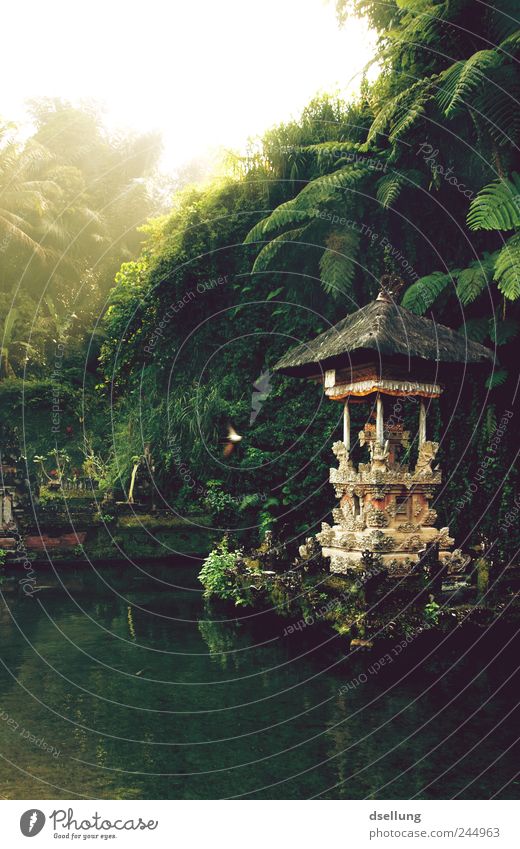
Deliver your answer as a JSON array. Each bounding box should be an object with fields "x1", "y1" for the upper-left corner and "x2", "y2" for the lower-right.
[{"x1": 198, "y1": 617, "x2": 242, "y2": 670}]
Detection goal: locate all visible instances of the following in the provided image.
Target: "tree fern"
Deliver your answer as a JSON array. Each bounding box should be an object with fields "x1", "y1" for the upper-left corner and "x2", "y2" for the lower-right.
[
  {"x1": 436, "y1": 50, "x2": 502, "y2": 117},
  {"x1": 455, "y1": 259, "x2": 493, "y2": 305},
  {"x1": 319, "y1": 231, "x2": 360, "y2": 298},
  {"x1": 368, "y1": 77, "x2": 435, "y2": 144},
  {"x1": 467, "y1": 173, "x2": 520, "y2": 230},
  {"x1": 375, "y1": 169, "x2": 423, "y2": 208},
  {"x1": 488, "y1": 317, "x2": 519, "y2": 345},
  {"x1": 245, "y1": 165, "x2": 369, "y2": 246},
  {"x1": 244, "y1": 203, "x2": 316, "y2": 245},
  {"x1": 401, "y1": 271, "x2": 453, "y2": 314},
  {"x1": 459, "y1": 317, "x2": 489, "y2": 344},
  {"x1": 494, "y1": 233, "x2": 520, "y2": 300},
  {"x1": 477, "y1": 65, "x2": 520, "y2": 146},
  {"x1": 486, "y1": 369, "x2": 508, "y2": 389},
  {"x1": 251, "y1": 227, "x2": 306, "y2": 273}
]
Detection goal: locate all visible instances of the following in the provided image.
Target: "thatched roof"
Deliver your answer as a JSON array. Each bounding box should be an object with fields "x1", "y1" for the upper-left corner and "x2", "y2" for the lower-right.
[{"x1": 274, "y1": 297, "x2": 494, "y2": 377}]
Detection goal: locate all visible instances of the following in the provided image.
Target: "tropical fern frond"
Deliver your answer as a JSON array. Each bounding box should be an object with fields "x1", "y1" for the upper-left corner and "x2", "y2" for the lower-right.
[
  {"x1": 368, "y1": 77, "x2": 435, "y2": 144},
  {"x1": 245, "y1": 165, "x2": 369, "y2": 248},
  {"x1": 436, "y1": 50, "x2": 502, "y2": 117},
  {"x1": 319, "y1": 231, "x2": 360, "y2": 298},
  {"x1": 476, "y1": 65, "x2": 520, "y2": 146},
  {"x1": 488, "y1": 318, "x2": 519, "y2": 345},
  {"x1": 459, "y1": 317, "x2": 489, "y2": 344},
  {"x1": 375, "y1": 169, "x2": 424, "y2": 208},
  {"x1": 456, "y1": 263, "x2": 490, "y2": 305},
  {"x1": 251, "y1": 227, "x2": 306, "y2": 273},
  {"x1": 296, "y1": 162, "x2": 372, "y2": 204},
  {"x1": 494, "y1": 233, "x2": 520, "y2": 300},
  {"x1": 486, "y1": 369, "x2": 508, "y2": 389},
  {"x1": 467, "y1": 173, "x2": 520, "y2": 230},
  {"x1": 497, "y1": 28, "x2": 520, "y2": 57},
  {"x1": 401, "y1": 270, "x2": 453, "y2": 314},
  {"x1": 244, "y1": 203, "x2": 316, "y2": 245}
]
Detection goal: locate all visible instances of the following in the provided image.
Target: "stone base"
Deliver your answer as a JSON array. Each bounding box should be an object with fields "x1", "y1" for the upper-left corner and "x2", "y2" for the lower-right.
[{"x1": 323, "y1": 546, "x2": 455, "y2": 577}]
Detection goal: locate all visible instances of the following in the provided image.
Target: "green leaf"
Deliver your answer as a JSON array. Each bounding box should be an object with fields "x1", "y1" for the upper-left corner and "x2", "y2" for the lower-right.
[
  {"x1": 401, "y1": 271, "x2": 453, "y2": 314},
  {"x1": 377, "y1": 169, "x2": 424, "y2": 208},
  {"x1": 467, "y1": 173, "x2": 520, "y2": 231},
  {"x1": 494, "y1": 233, "x2": 520, "y2": 300},
  {"x1": 319, "y1": 231, "x2": 360, "y2": 298},
  {"x1": 251, "y1": 227, "x2": 305, "y2": 273},
  {"x1": 244, "y1": 205, "x2": 315, "y2": 244},
  {"x1": 368, "y1": 77, "x2": 435, "y2": 143},
  {"x1": 266, "y1": 287, "x2": 284, "y2": 301},
  {"x1": 459, "y1": 318, "x2": 489, "y2": 343},
  {"x1": 436, "y1": 50, "x2": 502, "y2": 117},
  {"x1": 485, "y1": 369, "x2": 508, "y2": 389},
  {"x1": 456, "y1": 264, "x2": 489, "y2": 305},
  {"x1": 488, "y1": 318, "x2": 519, "y2": 345}
]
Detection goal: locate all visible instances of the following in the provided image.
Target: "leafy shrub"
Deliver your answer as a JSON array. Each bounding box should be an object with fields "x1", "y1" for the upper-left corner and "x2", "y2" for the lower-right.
[{"x1": 198, "y1": 538, "x2": 241, "y2": 601}]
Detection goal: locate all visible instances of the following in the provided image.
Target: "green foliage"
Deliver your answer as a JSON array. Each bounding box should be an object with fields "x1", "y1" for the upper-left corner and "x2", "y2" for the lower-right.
[
  {"x1": 319, "y1": 231, "x2": 359, "y2": 297},
  {"x1": 401, "y1": 271, "x2": 453, "y2": 314},
  {"x1": 467, "y1": 174, "x2": 520, "y2": 231},
  {"x1": 494, "y1": 234, "x2": 520, "y2": 300},
  {"x1": 198, "y1": 539, "x2": 241, "y2": 601},
  {"x1": 424, "y1": 597, "x2": 441, "y2": 625},
  {"x1": 455, "y1": 257, "x2": 494, "y2": 306}
]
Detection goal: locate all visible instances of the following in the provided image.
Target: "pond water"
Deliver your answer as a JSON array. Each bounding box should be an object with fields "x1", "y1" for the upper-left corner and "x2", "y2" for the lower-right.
[{"x1": 0, "y1": 561, "x2": 518, "y2": 799}]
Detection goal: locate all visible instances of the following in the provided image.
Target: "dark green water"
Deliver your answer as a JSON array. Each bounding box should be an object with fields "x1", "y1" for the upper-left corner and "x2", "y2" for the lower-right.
[{"x1": 0, "y1": 562, "x2": 518, "y2": 800}]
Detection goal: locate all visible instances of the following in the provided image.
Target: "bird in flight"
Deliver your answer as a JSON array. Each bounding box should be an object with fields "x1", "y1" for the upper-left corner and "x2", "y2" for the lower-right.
[{"x1": 223, "y1": 424, "x2": 242, "y2": 457}]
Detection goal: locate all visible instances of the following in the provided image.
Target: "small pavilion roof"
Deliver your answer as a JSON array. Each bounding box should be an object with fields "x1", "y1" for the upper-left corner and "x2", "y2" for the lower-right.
[{"x1": 274, "y1": 296, "x2": 494, "y2": 377}]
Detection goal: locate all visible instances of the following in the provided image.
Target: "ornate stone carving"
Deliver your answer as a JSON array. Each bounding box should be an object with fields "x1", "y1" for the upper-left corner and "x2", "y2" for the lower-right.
[
  {"x1": 316, "y1": 522, "x2": 334, "y2": 546},
  {"x1": 434, "y1": 527, "x2": 455, "y2": 549},
  {"x1": 397, "y1": 521, "x2": 420, "y2": 533},
  {"x1": 424, "y1": 508, "x2": 438, "y2": 525},
  {"x1": 366, "y1": 530, "x2": 395, "y2": 552},
  {"x1": 366, "y1": 507, "x2": 389, "y2": 528},
  {"x1": 416, "y1": 440, "x2": 439, "y2": 475}
]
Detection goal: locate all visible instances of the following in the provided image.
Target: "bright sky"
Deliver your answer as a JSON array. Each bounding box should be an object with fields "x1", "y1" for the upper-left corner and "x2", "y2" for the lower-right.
[{"x1": 2, "y1": 0, "x2": 375, "y2": 173}]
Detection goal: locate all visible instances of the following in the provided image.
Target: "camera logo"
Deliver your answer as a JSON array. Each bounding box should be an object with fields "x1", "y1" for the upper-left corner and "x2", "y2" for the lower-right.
[{"x1": 20, "y1": 809, "x2": 46, "y2": 837}]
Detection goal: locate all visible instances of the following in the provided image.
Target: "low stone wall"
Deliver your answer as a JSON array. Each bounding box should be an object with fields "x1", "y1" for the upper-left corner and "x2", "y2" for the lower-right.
[{"x1": 9, "y1": 498, "x2": 214, "y2": 563}]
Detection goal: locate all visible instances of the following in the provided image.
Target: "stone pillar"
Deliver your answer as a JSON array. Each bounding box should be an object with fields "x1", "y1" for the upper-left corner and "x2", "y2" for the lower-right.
[
  {"x1": 343, "y1": 400, "x2": 350, "y2": 452},
  {"x1": 376, "y1": 394, "x2": 384, "y2": 447},
  {"x1": 419, "y1": 400, "x2": 426, "y2": 446}
]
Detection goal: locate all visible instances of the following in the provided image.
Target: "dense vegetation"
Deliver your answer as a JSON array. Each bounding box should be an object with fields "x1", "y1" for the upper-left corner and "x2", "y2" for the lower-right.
[{"x1": 2, "y1": 2, "x2": 519, "y2": 564}]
